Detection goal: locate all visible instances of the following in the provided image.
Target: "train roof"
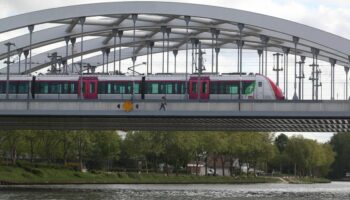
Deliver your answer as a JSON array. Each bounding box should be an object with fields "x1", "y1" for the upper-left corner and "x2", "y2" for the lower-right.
[{"x1": 0, "y1": 73, "x2": 264, "y2": 81}]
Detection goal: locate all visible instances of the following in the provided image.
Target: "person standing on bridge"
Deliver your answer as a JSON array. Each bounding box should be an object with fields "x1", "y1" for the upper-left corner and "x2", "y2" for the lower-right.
[{"x1": 160, "y1": 96, "x2": 167, "y2": 111}]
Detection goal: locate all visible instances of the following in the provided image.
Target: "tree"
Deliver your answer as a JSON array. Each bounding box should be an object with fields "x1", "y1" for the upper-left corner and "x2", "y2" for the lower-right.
[
  {"x1": 2, "y1": 130, "x2": 23, "y2": 165},
  {"x1": 285, "y1": 136, "x2": 335, "y2": 177},
  {"x1": 72, "y1": 131, "x2": 91, "y2": 170},
  {"x1": 37, "y1": 130, "x2": 62, "y2": 163},
  {"x1": 123, "y1": 131, "x2": 164, "y2": 173},
  {"x1": 89, "y1": 131, "x2": 121, "y2": 170},
  {"x1": 330, "y1": 132, "x2": 350, "y2": 179},
  {"x1": 275, "y1": 133, "x2": 288, "y2": 153},
  {"x1": 23, "y1": 130, "x2": 40, "y2": 163}
]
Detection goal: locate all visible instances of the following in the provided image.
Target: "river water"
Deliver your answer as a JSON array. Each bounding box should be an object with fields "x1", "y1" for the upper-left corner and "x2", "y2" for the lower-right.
[{"x1": 1, "y1": 182, "x2": 350, "y2": 200}]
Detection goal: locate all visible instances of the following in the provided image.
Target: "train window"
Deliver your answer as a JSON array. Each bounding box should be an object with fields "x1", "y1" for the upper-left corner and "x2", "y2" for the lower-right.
[
  {"x1": 210, "y1": 82, "x2": 217, "y2": 94},
  {"x1": 180, "y1": 83, "x2": 185, "y2": 94},
  {"x1": 107, "y1": 83, "x2": 112, "y2": 94},
  {"x1": 134, "y1": 83, "x2": 140, "y2": 94},
  {"x1": 9, "y1": 83, "x2": 17, "y2": 94},
  {"x1": 39, "y1": 83, "x2": 49, "y2": 94},
  {"x1": 18, "y1": 82, "x2": 28, "y2": 94},
  {"x1": 50, "y1": 83, "x2": 60, "y2": 94},
  {"x1": 153, "y1": 83, "x2": 159, "y2": 94},
  {"x1": 166, "y1": 83, "x2": 173, "y2": 94},
  {"x1": 159, "y1": 83, "x2": 165, "y2": 94},
  {"x1": 228, "y1": 85, "x2": 238, "y2": 94},
  {"x1": 127, "y1": 83, "x2": 132, "y2": 94},
  {"x1": 192, "y1": 82, "x2": 197, "y2": 93},
  {"x1": 113, "y1": 84, "x2": 118, "y2": 94},
  {"x1": 82, "y1": 82, "x2": 86, "y2": 94},
  {"x1": 202, "y1": 82, "x2": 207, "y2": 93},
  {"x1": 90, "y1": 82, "x2": 96, "y2": 93},
  {"x1": 70, "y1": 83, "x2": 76, "y2": 94},
  {"x1": 62, "y1": 83, "x2": 69, "y2": 94},
  {"x1": 98, "y1": 82, "x2": 106, "y2": 94},
  {"x1": 118, "y1": 85, "x2": 126, "y2": 94},
  {"x1": 148, "y1": 83, "x2": 158, "y2": 94},
  {"x1": 0, "y1": 82, "x2": 5, "y2": 93},
  {"x1": 243, "y1": 82, "x2": 256, "y2": 94},
  {"x1": 174, "y1": 83, "x2": 184, "y2": 94},
  {"x1": 258, "y1": 82, "x2": 262, "y2": 87}
]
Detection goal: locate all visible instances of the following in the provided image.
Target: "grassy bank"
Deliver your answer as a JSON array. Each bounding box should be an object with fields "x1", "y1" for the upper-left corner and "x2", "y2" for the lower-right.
[
  {"x1": 0, "y1": 164, "x2": 329, "y2": 185},
  {"x1": 0, "y1": 164, "x2": 282, "y2": 185}
]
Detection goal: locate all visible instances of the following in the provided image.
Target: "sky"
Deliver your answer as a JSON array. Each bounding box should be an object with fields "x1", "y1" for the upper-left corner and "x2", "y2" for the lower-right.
[{"x1": 1, "y1": 0, "x2": 349, "y2": 142}]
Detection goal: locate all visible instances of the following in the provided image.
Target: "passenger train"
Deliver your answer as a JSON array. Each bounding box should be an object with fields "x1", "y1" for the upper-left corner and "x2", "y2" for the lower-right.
[{"x1": 0, "y1": 73, "x2": 284, "y2": 100}]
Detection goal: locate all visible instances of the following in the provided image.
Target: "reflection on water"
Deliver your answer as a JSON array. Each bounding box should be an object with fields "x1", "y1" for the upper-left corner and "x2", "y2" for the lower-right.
[{"x1": 1, "y1": 182, "x2": 350, "y2": 200}]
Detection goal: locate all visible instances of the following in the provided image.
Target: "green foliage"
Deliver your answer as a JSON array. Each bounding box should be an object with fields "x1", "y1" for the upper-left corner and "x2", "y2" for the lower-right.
[
  {"x1": 330, "y1": 132, "x2": 350, "y2": 179},
  {"x1": 275, "y1": 133, "x2": 288, "y2": 152},
  {"x1": 0, "y1": 130, "x2": 336, "y2": 180},
  {"x1": 284, "y1": 136, "x2": 334, "y2": 177}
]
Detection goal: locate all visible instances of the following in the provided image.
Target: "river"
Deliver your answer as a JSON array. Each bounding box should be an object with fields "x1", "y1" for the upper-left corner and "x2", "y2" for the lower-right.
[{"x1": 1, "y1": 182, "x2": 350, "y2": 200}]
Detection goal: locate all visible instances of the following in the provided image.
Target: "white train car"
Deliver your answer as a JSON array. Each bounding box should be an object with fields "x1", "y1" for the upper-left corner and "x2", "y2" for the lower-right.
[{"x1": 0, "y1": 73, "x2": 284, "y2": 100}]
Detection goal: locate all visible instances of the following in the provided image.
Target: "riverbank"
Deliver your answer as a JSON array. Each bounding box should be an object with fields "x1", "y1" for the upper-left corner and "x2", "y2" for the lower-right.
[{"x1": 0, "y1": 164, "x2": 329, "y2": 185}]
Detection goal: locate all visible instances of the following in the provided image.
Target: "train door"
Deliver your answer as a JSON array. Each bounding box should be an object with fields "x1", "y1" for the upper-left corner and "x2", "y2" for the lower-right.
[
  {"x1": 78, "y1": 77, "x2": 98, "y2": 99},
  {"x1": 189, "y1": 76, "x2": 210, "y2": 100}
]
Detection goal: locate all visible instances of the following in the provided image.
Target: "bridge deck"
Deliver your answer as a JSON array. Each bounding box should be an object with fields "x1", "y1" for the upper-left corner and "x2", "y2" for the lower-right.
[{"x1": 0, "y1": 100, "x2": 349, "y2": 132}]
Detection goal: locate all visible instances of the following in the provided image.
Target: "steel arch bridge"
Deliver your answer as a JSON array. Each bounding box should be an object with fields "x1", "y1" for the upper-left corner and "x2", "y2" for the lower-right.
[{"x1": 0, "y1": 1, "x2": 350, "y2": 131}]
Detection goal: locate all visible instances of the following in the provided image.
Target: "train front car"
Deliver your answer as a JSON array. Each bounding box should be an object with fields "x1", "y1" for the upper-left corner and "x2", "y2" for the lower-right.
[{"x1": 254, "y1": 74, "x2": 284, "y2": 100}]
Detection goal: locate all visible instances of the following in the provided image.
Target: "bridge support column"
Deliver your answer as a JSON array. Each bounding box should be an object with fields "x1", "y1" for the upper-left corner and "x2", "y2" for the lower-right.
[
  {"x1": 161, "y1": 26, "x2": 166, "y2": 74},
  {"x1": 4, "y1": 42, "x2": 15, "y2": 100},
  {"x1": 17, "y1": 48, "x2": 23, "y2": 74},
  {"x1": 300, "y1": 56, "x2": 306, "y2": 100},
  {"x1": 105, "y1": 48, "x2": 110, "y2": 74},
  {"x1": 260, "y1": 35, "x2": 269, "y2": 76},
  {"x1": 344, "y1": 66, "x2": 349, "y2": 100},
  {"x1": 191, "y1": 38, "x2": 195, "y2": 74},
  {"x1": 64, "y1": 36, "x2": 70, "y2": 74},
  {"x1": 146, "y1": 41, "x2": 150, "y2": 75},
  {"x1": 132, "y1": 14, "x2": 138, "y2": 76},
  {"x1": 235, "y1": 40, "x2": 244, "y2": 74},
  {"x1": 79, "y1": 17, "x2": 85, "y2": 99},
  {"x1": 330, "y1": 58, "x2": 336, "y2": 100},
  {"x1": 215, "y1": 30, "x2": 220, "y2": 74},
  {"x1": 258, "y1": 49, "x2": 263, "y2": 75},
  {"x1": 215, "y1": 47, "x2": 220, "y2": 75},
  {"x1": 194, "y1": 39, "x2": 199, "y2": 72},
  {"x1": 173, "y1": 49, "x2": 178, "y2": 73},
  {"x1": 282, "y1": 47, "x2": 290, "y2": 99},
  {"x1": 23, "y1": 50, "x2": 29, "y2": 73},
  {"x1": 315, "y1": 57, "x2": 322, "y2": 101},
  {"x1": 309, "y1": 48, "x2": 319, "y2": 100},
  {"x1": 238, "y1": 23, "x2": 244, "y2": 75},
  {"x1": 112, "y1": 29, "x2": 118, "y2": 75},
  {"x1": 211, "y1": 28, "x2": 216, "y2": 73},
  {"x1": 236, "y1": 40, "x2": 241, "y2": 73},
  {"x1": 118, "y1": 30, "x2": 123, "y2": 74},
  {"x1": 184, "y1": 16, "x2": 191, "y2": 99},
  {"x1": 292, "y1": 36, "x2": 299, "y2": 100},
  {"x1": 296, "y1": 56, "x2": 305, "y2": 100},
  {"x1": 273, "y1": 53, "x2": 283, "y2": 86},
  {"x1": 28, "y1": 25, "x2": 34, "y2": 72},
  {"x1": 70, "y1": 38, "x2": 76, "y2": 73},
  {"x1": 101, "y1": 49, "x2": 105, "y2": 73},
  {"x1": 166, "y1": 27, "x2": 171, "y2": 73},
  {"x1": 149, "y1": 41, "x2": 154, "y2": 75}
]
